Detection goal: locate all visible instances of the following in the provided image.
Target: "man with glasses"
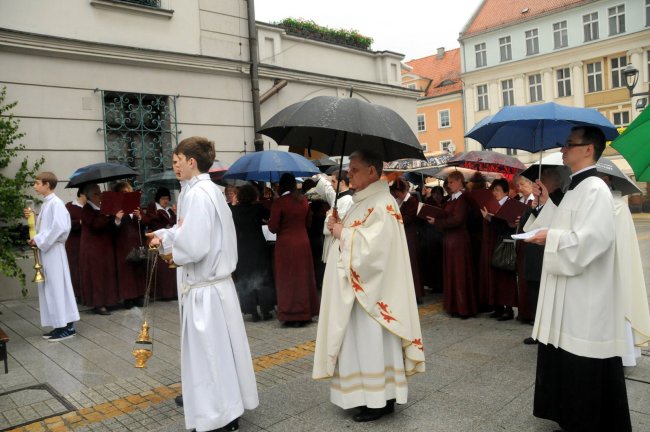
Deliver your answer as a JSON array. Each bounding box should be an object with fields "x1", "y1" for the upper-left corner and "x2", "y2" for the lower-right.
[{"x1": 524, "y1": 126, "x2": 631, "y2": 431}]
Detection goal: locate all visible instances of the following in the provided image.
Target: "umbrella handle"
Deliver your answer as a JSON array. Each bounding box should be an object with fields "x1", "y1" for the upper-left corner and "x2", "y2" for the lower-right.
[{"x1": 331, "y1": 207, "x2": 340, "y2": 223}]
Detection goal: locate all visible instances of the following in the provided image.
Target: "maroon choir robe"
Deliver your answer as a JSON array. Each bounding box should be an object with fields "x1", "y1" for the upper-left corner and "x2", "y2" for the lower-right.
[
  {"x1": 79, "y1": 205, "x2": 119, "y2": 308},
  {"x1": 400, "y1": 194, "x2": 424, "y2": 300},
  {"x1": 268, "y1": 194, "x2": 319, "y2": 322},
  {"x1": 113, "y1": 214, "x2": 146, "y2": 301},
  {"x1": 65, "y1": 201, "x2": 83, "y2": 299},
  {"x1": 435, "y1": 193, "x2": 477, "y2": 317},
  {"x1": 482, "y1": 201, "x2": 518, "y2": 307},
  {"x1": 142, "y1": 203, "x2": 178, "y2": 299}
]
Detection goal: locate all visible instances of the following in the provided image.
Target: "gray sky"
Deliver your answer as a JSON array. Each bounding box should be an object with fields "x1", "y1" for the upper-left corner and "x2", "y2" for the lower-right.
[{"x1": 255, "y1": 0, "x2": 485, "y2": 61}]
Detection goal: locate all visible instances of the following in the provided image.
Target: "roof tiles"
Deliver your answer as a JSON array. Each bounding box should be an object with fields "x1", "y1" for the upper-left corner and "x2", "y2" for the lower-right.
[
  {"x1": 405, "y1": 49, "x2": 462, "y2": 98},
  {"x1": 462, "y1": 0, "x2": 590, "y2": 37}
]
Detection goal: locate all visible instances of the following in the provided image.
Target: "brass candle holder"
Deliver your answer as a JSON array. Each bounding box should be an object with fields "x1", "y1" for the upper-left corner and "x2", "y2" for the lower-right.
[{"x1": 132, "y1": 321, "x2": 153, "y2": 368}]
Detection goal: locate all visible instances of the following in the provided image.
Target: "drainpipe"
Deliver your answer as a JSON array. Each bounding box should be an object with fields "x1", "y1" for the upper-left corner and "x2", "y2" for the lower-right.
[
  {"x1": 246, "y1": 0, "x2": 264, "y2": 152},
  {"x1": 260, "y1": 79, "x2": 288, "y2": 104}
]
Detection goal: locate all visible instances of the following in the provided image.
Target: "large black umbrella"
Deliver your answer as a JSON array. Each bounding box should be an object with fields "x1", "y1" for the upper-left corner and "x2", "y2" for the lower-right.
[
  {"x1": 258, "y1": 96, "x2": 425, "y2": 161},
  {"x1": 143, "y1": 171, "x2": 180, "y2": 190},
  {"x1": 66, "y1": 162, "x2": 139, "y2": 188},
  {"x1": 312, "y1": 157, "x2": 339, "y2": 173}
]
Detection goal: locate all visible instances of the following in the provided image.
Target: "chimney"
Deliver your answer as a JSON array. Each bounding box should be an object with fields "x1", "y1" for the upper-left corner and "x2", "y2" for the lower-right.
[{"x1": 436, "y1": 47, "x2": 445, "y2": 59}]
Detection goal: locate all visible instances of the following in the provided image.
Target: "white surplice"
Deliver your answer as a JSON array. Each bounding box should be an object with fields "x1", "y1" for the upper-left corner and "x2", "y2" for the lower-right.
[
  {"x1": 611, "y1": 192, "x2": 650, "y2": 366},
  {"x1": 34, "y1": 193, "x2": 80, "y2": 328},
  {"x1": 155, "y1": 174, "x2": 258, "y2": 432},
  {"x1": 525, "y1": 176, "x2": 627, "y2": 358}
]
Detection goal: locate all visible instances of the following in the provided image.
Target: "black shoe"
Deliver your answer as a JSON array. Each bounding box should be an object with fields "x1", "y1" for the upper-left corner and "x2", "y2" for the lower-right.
[
  {"x1": 262, "y1": 312, "x2": 273, "y2": 321},
  {"x1": 42, "y1": 329, "x2": 56, "y2": 339},
  {"x1": 175, "y1": 395, "x2": 183, "y2": 407},
  {"x1": 134, "y1": 297, "x2": 145, "y2": 308},
  {"x1": 221, "y1": 418, "x2": 239, "y2": 431},
  {"x1": 497, "y1": 312, "x2": 514, "y2": 321},
  {"x1": 489, "y1": 310, "x2": 502, "y2": 319},
  {"x1": 251, "y1": 313, "x2": 261, "y2": 322},
  {"x1": 523, "y1": 337, "x2": 538, "y2": 345},
  {"x1": 124, "y1": 299, "x2": 134, "y2": 310},
  {"x1": 353, "y1": 400, "x2": 394, "y2": 422},
  {"x1": 95, "y1": 307, "x2": 111, "y2": 315}
]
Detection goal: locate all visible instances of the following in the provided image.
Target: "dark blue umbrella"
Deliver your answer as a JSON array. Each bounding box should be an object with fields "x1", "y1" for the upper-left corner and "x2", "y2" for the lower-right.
[
  {"x1": 465, "y1": 102, "x2": 618, "y2": 152},
  {"x1": 223, "y1": 150, "x2": 320, "y2": 183}
]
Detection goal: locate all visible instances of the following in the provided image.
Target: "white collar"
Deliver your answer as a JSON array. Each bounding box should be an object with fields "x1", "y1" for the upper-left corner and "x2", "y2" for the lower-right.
[
  {"x1": 570, "y1": 164, "x2": 597, "y2": 178},
  {"x1": 498, "y1": 196, "x2": 508, "y2": 206},
  {"x1": 155, "y1": 202, "x2": 168, "y2": 212},
  {"x1": 521, "y1": 193, "x2": 534, "y2": 203},
  {"x1": 73, "y1": 199, "x2": 84, "y2": 208},
  {"x1": 89, "y1": 201, "x2": 100, "y2": 211},
  {"x1": 281, "y1": 190, "x2": 291, "y2": 196},
  {"x1": 451, "y1": 191, "x2": 462, "y2": 200}
]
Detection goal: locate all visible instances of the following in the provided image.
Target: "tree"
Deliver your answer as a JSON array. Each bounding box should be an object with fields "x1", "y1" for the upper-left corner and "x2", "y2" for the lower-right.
[{"x1": 0, "y1": 86, "x2": 43, "y2": 296}]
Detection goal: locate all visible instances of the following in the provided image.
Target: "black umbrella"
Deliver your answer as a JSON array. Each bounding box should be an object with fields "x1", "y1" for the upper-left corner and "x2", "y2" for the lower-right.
[
  {"x1": 312, "y1": 157, "x2": 339, "y2": 173},
  {"x1": 259, "y1": 96, "x2": 424, "y2": 211},
  {"x1": 258, "y1": 96, "x2": 424, "y2": 162},
  {"x1": 143, "y1": 171, "x2": 180, "y2": 190},
  {"x1": 66, "y1": 162, "x2": 139, "y2": 188}
]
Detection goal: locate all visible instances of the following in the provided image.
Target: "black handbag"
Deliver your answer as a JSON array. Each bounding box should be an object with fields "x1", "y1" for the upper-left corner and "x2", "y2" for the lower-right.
[
  {"x1": 125, "y1": 219, "x2": 148, "y2": 263},
  {"x1": 491, "y1": 237, "x2": 516, "y2": 272}
]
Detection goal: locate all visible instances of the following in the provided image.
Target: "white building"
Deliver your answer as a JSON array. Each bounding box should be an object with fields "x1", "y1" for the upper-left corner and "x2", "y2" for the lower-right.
[
  {"x1": 459, "y1": 0, "x2": 650, "y2": 163},
  {"x1": 0, "y1": 0, "x2": 416, "y2": 298}
]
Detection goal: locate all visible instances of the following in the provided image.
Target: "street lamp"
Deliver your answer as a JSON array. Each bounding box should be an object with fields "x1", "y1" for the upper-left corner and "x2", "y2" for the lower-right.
[{"x1": 622, "y1": 64, "x2": 649, "y2": 110}]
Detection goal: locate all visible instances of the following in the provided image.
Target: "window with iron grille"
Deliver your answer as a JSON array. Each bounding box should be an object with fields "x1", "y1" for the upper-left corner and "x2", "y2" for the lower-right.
[
  {"x1": 525, "y1": 29, "x2": 539, "y2": 56},
  {"x1": 608, "y1": 4, "x2": 625, "y2": 35},
  {"x1": 477, "y1": 84, "x2": 489, "y2": 111},
  {"x1": 475, "y1": 43, "x2": 487, "y2": 68},
  {"x1": 610, "y1": 56, "x2": 627, "y2": 88},
  {"x1": 499, "y1": 36, "x2": 512, "y2": 62},
  {"x1": 117, "y1": 0, "x2": 161, "y2": 7},
  {"x1": 583, "y1": 12, "x2": 599, "y2": 42},
  {"x1": 553, "y1": 21, "x2": 568, "y2": 49},
  {"x1": 501, "y1": 79, "x2": 514, "y2": 107},
  {"x1": 586, "y1": 61, "x2": 603, "y2": 92},
  {"x1": 417, "y1": 114, "x2": 426, "y2": 132},
  {"x1": 438, "y1": 110, "x2": 451, "y2": 128},
  {"x1": 101, "y1": 91, "x2": 178, "y2": 204},
  {"x1": 556, "y1": 68, "x2": 571, "y2": 97},
  {"x1": 528, "y1": 74, "x2": 543, "y2": 102},
  {"x1": 613, "y1": 111, "x2": 630, "y2": 127}
]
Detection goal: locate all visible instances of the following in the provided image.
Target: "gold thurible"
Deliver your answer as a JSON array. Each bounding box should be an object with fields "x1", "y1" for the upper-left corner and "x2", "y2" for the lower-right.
[{"x1": 132, "y1": 320, "x2": 153, "y2": 368}]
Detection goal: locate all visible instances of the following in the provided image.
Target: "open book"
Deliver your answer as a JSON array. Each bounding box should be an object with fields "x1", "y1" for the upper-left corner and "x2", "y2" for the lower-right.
[{"x1": 416, "y1": 202, "x2": 447, "y2": 220}]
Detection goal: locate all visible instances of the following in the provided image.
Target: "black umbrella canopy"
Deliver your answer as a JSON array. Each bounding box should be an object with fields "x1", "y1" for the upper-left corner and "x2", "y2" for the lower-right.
[
  {"x1": 258, "y1": 96, "x2": 425, "y2": 161},
  {"x1": 66, "y1": 162, "x2": 139, "y2": 188}
]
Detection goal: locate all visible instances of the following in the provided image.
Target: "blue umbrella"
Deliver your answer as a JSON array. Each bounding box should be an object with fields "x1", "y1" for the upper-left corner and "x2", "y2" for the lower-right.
[
  {"x1": 465, "y1": 102, "x2": 618, "y2": 152},
  {"x1": 223, "y1": 150, "x2": 320, "y2": 182}
]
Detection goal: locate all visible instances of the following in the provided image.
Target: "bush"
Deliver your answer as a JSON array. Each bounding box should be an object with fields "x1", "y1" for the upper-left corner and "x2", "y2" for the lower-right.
[
  {"x1": 276, "y1": 18, "x2": 373, "y2": 50},
  {"x1": 0, "y1": 86, "x2": 44, "y2": 296}
]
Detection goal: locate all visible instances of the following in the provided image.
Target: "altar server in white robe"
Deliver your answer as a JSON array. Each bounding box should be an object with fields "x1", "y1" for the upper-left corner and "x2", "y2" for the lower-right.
[
  {"x1": 600, "y1": 177, "x2": 650, "y2": 367},
  {"x1": 524, "y1": 126, "x2": 631, "y2": 431},
  {"x1": 24, "y1": 172, "x2": 80, "y2": 341},
  {"x1": 149, "y1": 137, "x2": 258, "y2": 432},
  {"x1": 313, "y1": 169, "x2": 354, "y2": 262},
  {"x1": 313, "y1": 149, "x2": 425, "y2": 423}
]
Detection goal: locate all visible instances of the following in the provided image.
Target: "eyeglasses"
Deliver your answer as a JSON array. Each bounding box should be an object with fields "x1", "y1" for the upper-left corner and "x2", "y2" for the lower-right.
[{"x1": 562, "y1": 141, "x2": 592, "y2": 148}]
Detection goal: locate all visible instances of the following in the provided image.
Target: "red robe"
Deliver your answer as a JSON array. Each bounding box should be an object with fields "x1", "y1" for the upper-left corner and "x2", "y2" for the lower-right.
[
  {"x1": 435, "y1": 194, "x2": 477, "y2": 316},
  {"x1": 400, "y1": 194, "x2": 424, "y2": 300},
  {"x1": 65, "y1": 202, "x2": 83, "y2": 299},
  {"x1": 142, "y1": 203, "x2": 178, "y2": 299},
  {"x1": 79, "y1": 205, "x2": 119, "y2": 308},
  {"x1": 113, "y1": 214, "x2": 146, "y2": 301},
  {"x1": 268, "y1": 194, "x2": 319, "y2": 322},
  {"x1": 481, "y1": 200, "x2": 518, "y2": 307}
]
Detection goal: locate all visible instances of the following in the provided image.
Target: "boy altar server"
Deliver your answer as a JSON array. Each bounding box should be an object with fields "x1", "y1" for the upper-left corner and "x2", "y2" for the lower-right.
[
  {"x1": 24, "y1": 172, "x2": 80, "y2": 341},
  {"x1": 148, "y1": 137, "x2": 258, "y2": 432}
]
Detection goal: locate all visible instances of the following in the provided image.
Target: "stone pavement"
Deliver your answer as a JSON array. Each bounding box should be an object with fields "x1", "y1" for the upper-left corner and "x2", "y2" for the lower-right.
[{"x1": 0, "y1": 217, "x2": 649, "y2": 432}]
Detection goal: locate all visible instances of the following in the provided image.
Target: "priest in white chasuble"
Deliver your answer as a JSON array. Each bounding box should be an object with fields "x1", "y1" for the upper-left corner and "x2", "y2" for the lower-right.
[
  {"x1": 313, "y1": 149, "x2": 425, "y2": 423},
  {"x1": 149, "y1": 137, "x2": 258, "y2": 432},
  {"x1": 524, "y1": 126, "x2": 631, "y2": 432}
]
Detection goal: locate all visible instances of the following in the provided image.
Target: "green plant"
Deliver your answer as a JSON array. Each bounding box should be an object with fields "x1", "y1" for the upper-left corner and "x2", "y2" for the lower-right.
[
  {"x1": 276, "y1": 18, "x2": 373, "y2": 50},
  {"x1": 0, "y1": 86, "x2": 43, "y2": 296}
]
